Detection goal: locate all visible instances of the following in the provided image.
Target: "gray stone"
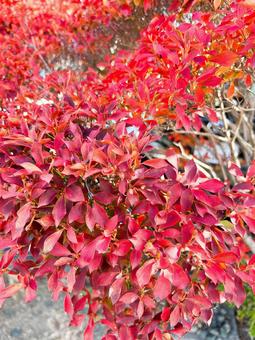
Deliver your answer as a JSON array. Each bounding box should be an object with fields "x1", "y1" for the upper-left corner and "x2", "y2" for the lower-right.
[{"x1": 10, "y1": 328, "x2": 23, "y2": 338}]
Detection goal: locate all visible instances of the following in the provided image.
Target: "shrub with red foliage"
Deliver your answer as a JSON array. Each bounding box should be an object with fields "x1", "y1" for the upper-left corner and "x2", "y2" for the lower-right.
[{"x1": 1, "y1": 0, "x2": 255, "y2": 339}]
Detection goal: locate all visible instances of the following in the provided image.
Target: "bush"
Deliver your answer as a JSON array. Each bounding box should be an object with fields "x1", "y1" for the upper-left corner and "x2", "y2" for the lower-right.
[{"x1": 1, "y1": 1, "x2": 255, "y2": 339}]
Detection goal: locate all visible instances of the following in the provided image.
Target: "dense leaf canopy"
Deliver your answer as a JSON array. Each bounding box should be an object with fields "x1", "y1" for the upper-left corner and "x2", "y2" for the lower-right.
[{"x1": 1, "y1": 0, "x2": 255, "y2": 339}]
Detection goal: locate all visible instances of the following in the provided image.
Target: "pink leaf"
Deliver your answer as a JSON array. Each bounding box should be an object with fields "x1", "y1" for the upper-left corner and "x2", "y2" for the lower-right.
[
  {"x1": 15, "y1": 203, "x2": 31, "y2": 237},
  {"x1": 50, "y1": 242, "x2": 72, "y2": 257},
  {"x1": 52, "y1": 196, "x2": 66, "y2": 226},
  {"x1": 97, "y1": 271, "x2": 118, "y2": 286},
  {"x1": 247, "y1": 161, "x2": 255, "y2": 179},
  {"x1": 228, "y1": 162, "x2": 243, "y2": 177},
  {"x1": 170, "y1": 305, "x2": 180, "y2": 327},
  {"x1": 85, "y1": 205, "x2": 95, "y2": 231},
  {"x1": 143, "y1": 159, "x2": 168, "y2": 169},
  {"x1": 130, "y1": 250, "x2": 142, "y2": 269},
  {"x1": 242, "y1": 215, "x2": 255, "y2": 233},
  {"x1": 84, "y1": 318, "x2": 94, "y2": 340},
  {"x1": 170, "y1": 264, "x2": 189, "y2": 289},
  {"x1": 109, "y1": 278, "x2": 124, "y2": 304},
  {"x1": 74, "y1": 296, "x2": 87, "y2": 312},
  {"x1": 20, "y1": 162, "x2": 42, "y2": 174},
  {"x1": 43, "y1": 230, "x2": 63, "y2": 253},
  {"x1": 137, "y1": 299, "x2": 144, "y2": 319},
  {"x1": 120, "y1": 292, "x2": 139, "y2": 304},
  {"x1": 65, "y1": 185, "x2": 84, "y2": 202},
  {"x1": 153, "y1": 275, "x2": 171, "y2": 300},
  {"x1": 64, "y1": 293, "x2": 74, "y2": 316},
  {"x1": 67, "y1": 266, "x2": 76, "y2": 292},
  {"x1": 180, "y1": 189, "x2": 193, "y2": 211},
  {"x1": 38, "y1": 189, "x2": 56, "y2": 207},
  {"x1": 68, "y1": 202, "x2": 84, "y2": 224},
  {"x1": 67, "y1": 226, "x2": 78, "y2": 244},
  {"x1": 136, "y1": 259, "x2": 155, "y2": 287},
  {"x1": 0, "y1": 284, "x2": 22, "y2": 300},
  {"x1": 198, "y1": 179, "x2": 224, "y2": 193}
]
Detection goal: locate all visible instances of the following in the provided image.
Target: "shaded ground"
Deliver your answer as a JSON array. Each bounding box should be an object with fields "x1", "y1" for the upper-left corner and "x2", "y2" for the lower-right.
[{"x1": 0, "y1": 280, "x2": 241, "y2": 340}]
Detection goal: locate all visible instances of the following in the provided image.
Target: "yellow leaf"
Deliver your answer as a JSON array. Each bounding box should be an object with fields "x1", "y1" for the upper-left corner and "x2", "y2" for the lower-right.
[
  {"x1": 133, "y1": 0, "x2": 142, "y2": 6},
  {"x1": 219, "y1": 220, "x2": 234, "y2": 229}
]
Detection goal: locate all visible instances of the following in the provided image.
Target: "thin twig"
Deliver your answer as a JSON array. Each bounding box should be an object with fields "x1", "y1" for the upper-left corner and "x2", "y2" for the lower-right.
[
  {"x1": 203, "y1": 125, "x2": 228, "y2": 181},
  {"x1": 175, "y1": 130, "x2": 227, "y2": 142},
  {"x1": 23, "y1": 20, "x2": 52, "y2": 73},
  {"x1": 173, "y1": 142, "x2": 219, "y2": 179},
  {"x1": 218, "y1": 89, "x2": 237, "y2": 164}
]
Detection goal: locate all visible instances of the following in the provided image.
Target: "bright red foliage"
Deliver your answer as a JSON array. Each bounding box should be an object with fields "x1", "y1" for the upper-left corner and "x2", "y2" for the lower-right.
[{"x1": 1, "y1": 0, "x2": 255, "y2": 339}]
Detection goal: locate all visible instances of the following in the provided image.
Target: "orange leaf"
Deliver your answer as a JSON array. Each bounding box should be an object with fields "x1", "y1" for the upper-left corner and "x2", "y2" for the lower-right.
[
  {"x1": 210, "y1": 51, "x2": 238, "y2": 67},
  {"x1": 214, "y1": 0, "x2": 222, "y2": 10},
  {"x1": 242, "y1": 0, "x2": 255, "y2": 8},
  {"x1": 227, "y1": 82, "x2": 235, "y2": 98},
  {"x1": 133, "y1": 0, "x2": 142, "y2": 6}
]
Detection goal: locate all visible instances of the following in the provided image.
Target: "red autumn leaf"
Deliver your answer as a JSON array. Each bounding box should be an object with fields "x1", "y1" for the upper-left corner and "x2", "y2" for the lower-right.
[
  {"x1": 197, "y1": 73, "x2": 222, "y2": 87},
  {"x1": 213, "y1": 252, "x2": 238, "y2": 264},
  {"x1": 180, "y1": 189, "x2": 193, "y2": 211},
  {"x1": 143, "y1": 159, "x2": 169, "y2": 169},
  {"x1": 67, "y1": 226, "x2": 78, "y2": 244},
  {"x1": 0, "y1": 284, "x2": 22, "y2": 300},
  {"x1": 92, "y1": 148, "x2": 108, "y2": 165},
  {"x1": 104, "y1": 215, "x2": 118, "y2": 236},
  {"x1": 43, "y1": 230, "x2": 63, "y2": 253},
  {"x1": 170, "y1": 305, "x2": 181, "y2": 327},
  {"x1": 50, "y1": 242, "x2": 72, "y2": 257},
  {"x1": 67, "y1": 266, "x2": 76, "y2": 292},
  {"x1": 54, "y1": 257, "x2": 73, "y2": 266},
  {"x1": 153, "y1": 275, "x2": 171, "y2": 300},
  {"x1": 137, "y1": 299, "x2": 144, "y2": 319},
  {"x1": 130, "y1": 250, "x2": 142, "y2": 269},
  {"x1": 74, "y1": 296, "x2": 87, "y2": 312},
  {"x1": 68, "y1": 202, "x2": 84, "y2": 224},
  {"x1": 161, "y1": 307, "x2": 171, "y2": 322},
  {"x1": 84, "y1": 318, "x2": 94, "y2": 340},
  {"x1": 136, "y1": 259, "x2": 155, "y2": 287},
  {"x1": 64, "y1": 293, "x2": 74, "y2": 316},
  {"x1": 38, "y1": 189, "x2": 56, "y2": 207},
  {"x1": 242, "y1": 215, "x2": 255, "y2": 233},
  {"x1": 25, "y1": 280, "x2": 37, "y2": 303},
  {"x1": 120, "y1": 292, "x2": 139, "y2": 304},
  {"x1": 20, "y1": 162, "x2": 42, "y2": 174},
  {"x1": 170, "y1": 264, "x2": 190, "y2": 289},
  {"x1": 109, "y1": 278, "x2": 125, "y2": 304},
  {"x1": 228, "y1": 162, "x2": 243, "y2": 177},
  {"x1": 181, "y1": 222, "x2": 194, "y2": 244},
  {"x1": 210, "y1": 51, "x2": 238, "y2": 67},
  {"x1": 247, "y1": 161, "x2": 255, "y2": 179},
  {"x1": 15, "y1": 203, "x2": 31, "y2": 237},
  {"x1": 227, "y1": 82, "x2": 235, "y2": 98},
  {"x1": 186, "y1": 295, "x2": 212, "y2": 308},
  {"x1": 113, "y1": 240, "x2": 132, "y2": 256},
  {"x1": 97, "y1": 271, "x2": 118, "y2": 286},
  {"x1": 65, "y1": 184, "x2": 85, "y2": 202},
  {"x1": 198, "y1": 179, "x2": 224, "y2": 193},
  {"x1": 52, "y1": 196, "x2": 66, "y2": 227}
]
